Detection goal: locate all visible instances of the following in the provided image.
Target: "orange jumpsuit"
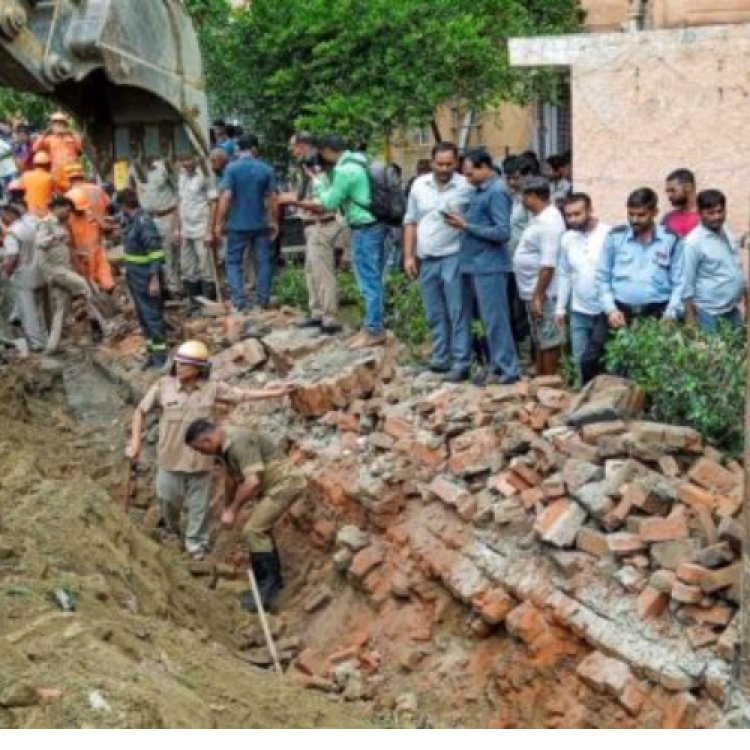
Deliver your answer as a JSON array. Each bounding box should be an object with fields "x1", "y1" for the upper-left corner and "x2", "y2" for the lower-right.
[
  {"x1": 33, "y1": 132, "x2": 83, "y2": 193},
  {"x1": 68, "y1": 211, "x2": 114, "y2": 292},
  {"x1": 20, "y1": 169, "x2": 54, "y2": 216}
]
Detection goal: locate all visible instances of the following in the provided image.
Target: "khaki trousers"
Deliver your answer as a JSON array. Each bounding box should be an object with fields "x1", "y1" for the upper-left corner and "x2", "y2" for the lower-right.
[
  {"x1": 156, "y1": 468, "x2": 213, "y2": 554},
  {"x1": 152, "y1": 213, "x2": 180, "y2": 292},
  {"x1": 304, "y1": 221, "x2": 341, "y2": 325},
  {"x1": 242, "y1": 462, "x2": 306, "y2": 554},
  {"x1": 181, "y1": 237, "x2": 211, "y2": 283}
]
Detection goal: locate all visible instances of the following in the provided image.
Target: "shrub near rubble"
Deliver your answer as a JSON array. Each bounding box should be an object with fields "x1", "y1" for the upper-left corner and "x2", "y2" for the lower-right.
[{"x1": 605, "y1": 319, "x2": 746, "y2": 455}]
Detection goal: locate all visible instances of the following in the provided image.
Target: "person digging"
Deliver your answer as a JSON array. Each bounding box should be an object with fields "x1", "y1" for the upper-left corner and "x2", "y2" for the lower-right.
[
  {"x1": 184, "y1": 419, "x2": 306, "y2": 612},
  {"x1": 125, "y1": 340, "x2": 295, "y2": 561}
]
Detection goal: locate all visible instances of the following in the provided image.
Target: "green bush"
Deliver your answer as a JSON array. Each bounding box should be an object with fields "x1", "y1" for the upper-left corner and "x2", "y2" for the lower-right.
[
  {"x1": 604, "y1": 319, "x2": 746, "y2": 455},
  {"x1": 272, "y1": 266, "x2": 308, "y2": 309}
]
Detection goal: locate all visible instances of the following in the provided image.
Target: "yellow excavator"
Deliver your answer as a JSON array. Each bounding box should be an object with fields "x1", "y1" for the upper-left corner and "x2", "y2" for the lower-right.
[{"x1": 0, "y1": 0, "x2": 208, "y2": 171}]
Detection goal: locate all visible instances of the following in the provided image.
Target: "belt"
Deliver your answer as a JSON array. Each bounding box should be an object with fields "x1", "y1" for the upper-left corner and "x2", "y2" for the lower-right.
[
  {"x1": 615, "y1": 300, "x2": 667, "y2": 317},
  {"x1": 124, "y1": 249, "x2": 165, "y2": 264},
  {"x1": 303, "y1": 216, "x2": 337, "y2": 226},
  {"x1": 350, "y1": 220, "x2": 378, "y2": 229},
  {"x1": 149, "y1": 207, "x2": 176, "y2": 218}
]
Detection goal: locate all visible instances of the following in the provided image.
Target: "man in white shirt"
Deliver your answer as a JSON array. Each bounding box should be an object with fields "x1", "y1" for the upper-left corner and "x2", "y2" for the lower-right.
[
  {"x1": 513, "y1": 176, "x2": 566, "y2": 376},
  {"x1": 403, "y1": 142, "x2": 474, "y2": 375},
  {"x1": 176, "y1": 154, "x2": 219, "y2": 311},
  {"x1": 554, "y1": 193, "x2": 610, "y2": 384}
]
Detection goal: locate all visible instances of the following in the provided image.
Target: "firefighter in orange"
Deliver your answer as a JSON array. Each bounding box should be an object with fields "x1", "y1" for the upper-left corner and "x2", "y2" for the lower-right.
[
  {"x1": 66, "y1": 163, "x2": 111, "y2": 225},
  {"x1": 20, "y1": 152, "x2": 54, "y2": 216},
  {"x1": 33, "y1": 112, "x2": 83, "y2": 193},
  {"x1": 7, "y1": 178, "x2": 26, "y2": 204},
  {"x1": 65, "y1": 187, "x2": 115, "y2": 292}
]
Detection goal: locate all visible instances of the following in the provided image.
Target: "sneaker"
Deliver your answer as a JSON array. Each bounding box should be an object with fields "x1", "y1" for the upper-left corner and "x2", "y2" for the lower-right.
[
  {"x1": 189, "y1": 549, "x2": 207, "y2": 562},
  {"x1": 484, "y1": 372, "x2": 521, "y2": 386},
  {"x1": 470, "y1": 368, "x2": 488, "y2": 387},
  {"x1": 295, "y1": 317, "x2": 322, "y2": 329},
  {"x1": 443, "y1": 368, "x2": 470, "y2": 383},
  {"x1": 428, "y1": 363, "x2": 451, "y2": 374},
  {"x1": 350, "y1": 331, "x2": 386, "y2": 349}
]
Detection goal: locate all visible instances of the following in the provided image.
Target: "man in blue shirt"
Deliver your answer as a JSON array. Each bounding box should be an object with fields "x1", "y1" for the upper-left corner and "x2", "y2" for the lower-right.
[
  {"x1": 444, "y1": 148, "x2": 521, "y2": 386},
  {"x1": 682, "y1": 189, "x2": 746, "y2": 332},
  {"x1": 597, "y1": 187, "x2": 683, "y2": 329},
  {"x1": 215, "y1": 134, "x2": 278, "y2": 312}
]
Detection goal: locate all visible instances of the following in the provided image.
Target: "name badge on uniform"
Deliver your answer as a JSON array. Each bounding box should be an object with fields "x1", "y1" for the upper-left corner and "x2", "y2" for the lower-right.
[{"x1": 654, "y1": 247, "x2": 671, "y2": 268}]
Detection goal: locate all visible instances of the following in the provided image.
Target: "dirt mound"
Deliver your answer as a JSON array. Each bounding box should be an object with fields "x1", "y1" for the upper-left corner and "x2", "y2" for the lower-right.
[{"x1": 0, "y1": 365, "x2": 367, "y2": 728}]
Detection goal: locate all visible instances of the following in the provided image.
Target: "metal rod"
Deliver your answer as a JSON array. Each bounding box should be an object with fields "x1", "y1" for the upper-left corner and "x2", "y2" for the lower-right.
[{"x1": 246, "y1": 567, "x2": 283, "y2": 678}]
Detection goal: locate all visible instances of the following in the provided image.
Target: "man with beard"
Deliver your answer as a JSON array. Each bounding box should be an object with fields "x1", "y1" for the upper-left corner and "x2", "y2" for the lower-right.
[
  {"x1": 554, "y1": 193, "x2": 610, "y2": 384},
  {"x1": 682, "y1": 189, "x2": 745, "y2": 332},
  {"x1": 663, "y1": 168, "x2": 699, "y2": 238},
  {"x1": 403, "y1": 142, "x2": 474, "y2": 375}
]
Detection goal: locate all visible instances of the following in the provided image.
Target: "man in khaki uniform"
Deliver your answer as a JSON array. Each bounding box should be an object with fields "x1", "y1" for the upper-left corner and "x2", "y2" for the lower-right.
[
  {"x1": 125, "y1": 340, "x2": 294, "y2": 559},
  {"x1": 280, "y1": 133, "x2": 342, "y2": 334},
  {"x1": 185, "y1": 419, "x2": 306, "y2": 612}
]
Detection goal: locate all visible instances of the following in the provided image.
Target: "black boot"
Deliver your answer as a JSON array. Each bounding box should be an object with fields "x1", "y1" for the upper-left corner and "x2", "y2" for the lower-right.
[
  {"x1": 239, "y1": 551, "x2": 283, "y2": 613},
  {"x1": 183, "y1": 281, "x2": 201, "y2": 316},
  {"x1": 201, "y1": 280, "x2": 218, "y2": 302}
]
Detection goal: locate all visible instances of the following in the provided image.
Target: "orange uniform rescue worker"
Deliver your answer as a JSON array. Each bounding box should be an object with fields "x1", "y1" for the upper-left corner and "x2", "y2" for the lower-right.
[
  {"x1": 33, "y1": 112, "x2": 83, "y2": 193},
  {"x1": 21, "y1": 152, "x2": 54, "y2": 216}
]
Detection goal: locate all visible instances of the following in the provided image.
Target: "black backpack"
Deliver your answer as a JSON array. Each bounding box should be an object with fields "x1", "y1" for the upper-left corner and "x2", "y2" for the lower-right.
[{"x1": 353, "y1": 163, "x2": 406, "y2": 227}]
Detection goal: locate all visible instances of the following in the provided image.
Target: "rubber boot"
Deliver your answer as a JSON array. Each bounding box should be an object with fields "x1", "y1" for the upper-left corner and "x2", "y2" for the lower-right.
[
  {"x1": 239, "y1": 551, "x2": 283, "y2": 613},
  {"x1": 183, "y1": 280, "x2": 201, "y2": 317},
  {"x1": 201, "y1": 280, "x2": 217, "y2": 302}
]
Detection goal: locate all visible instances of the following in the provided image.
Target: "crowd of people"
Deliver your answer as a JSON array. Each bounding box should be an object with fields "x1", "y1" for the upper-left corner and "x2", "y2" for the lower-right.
[{"x1": 1, "y1": 112, "x2": 745, "y2": 386}]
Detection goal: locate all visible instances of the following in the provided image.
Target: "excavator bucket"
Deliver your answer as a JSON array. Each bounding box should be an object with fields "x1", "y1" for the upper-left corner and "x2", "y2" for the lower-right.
[{"x1": 0, "y1": 0, "x2": 209, "y2": 171}]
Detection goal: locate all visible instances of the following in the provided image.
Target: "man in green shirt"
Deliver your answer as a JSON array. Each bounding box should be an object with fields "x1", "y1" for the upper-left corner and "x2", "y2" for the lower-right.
[
  {"x1": 185, "y1": 419, "x2": 306, "y2": 612},
  {"x1": 297, "y1": 134, "x2": 388, "y2": 348}
]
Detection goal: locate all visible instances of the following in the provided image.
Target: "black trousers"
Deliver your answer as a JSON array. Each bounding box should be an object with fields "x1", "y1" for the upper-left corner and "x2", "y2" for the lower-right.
[
  {"x1": 579, "y1": 301, "x2": 667, "y2": 384},
  {"x1": 125, "y1": 264, "x2": 166, "y2": 353}
]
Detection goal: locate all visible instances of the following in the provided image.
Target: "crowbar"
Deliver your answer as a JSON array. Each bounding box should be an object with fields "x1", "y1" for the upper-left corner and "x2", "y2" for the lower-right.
[{"x1": 247, "y1": 567, "x2": 283, "y2": 678}]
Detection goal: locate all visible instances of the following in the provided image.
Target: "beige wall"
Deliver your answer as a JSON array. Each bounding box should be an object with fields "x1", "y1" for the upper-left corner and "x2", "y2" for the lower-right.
[
  {"x1": 571, "y1": 24, "x2": 750, "y2": 235},
  {"x1": 651, "y1": 0, "x2": 750, "y2": 27}
]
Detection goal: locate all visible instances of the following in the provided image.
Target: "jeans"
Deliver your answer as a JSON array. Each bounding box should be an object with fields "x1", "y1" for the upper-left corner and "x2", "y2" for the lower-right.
[
  {"x1": 695, "y1": 306, "x2": 742, "y2": 333},
  {"x1": 459, "y1": 271, "x2": 521, "y2": 379},
  {"x1": 125, "y1": 264, "x2": 166, "y2": 354},
  {"x1": 570, "y1": 310, "x2": 599, "y2": 364},
  {"x1": 419, "y1": 254, "x2": 472, "y2": 371},
  {"x1": 351, "y1": 223, "x2": 388, "y2": 334},
  {"x1": 226, "y1": 229, "x2": 273, "y2": 310}
]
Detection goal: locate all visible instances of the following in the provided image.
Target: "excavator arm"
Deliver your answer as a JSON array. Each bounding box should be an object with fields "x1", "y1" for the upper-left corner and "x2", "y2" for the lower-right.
[{"x1": 0, "y1": 0, "x2": 209, "y2": 170}]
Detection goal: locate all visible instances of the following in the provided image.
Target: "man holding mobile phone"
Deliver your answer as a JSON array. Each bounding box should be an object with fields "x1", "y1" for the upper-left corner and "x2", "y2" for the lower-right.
[{"x1": 403, "y1": 142, "x2": 474, "y2": 376}]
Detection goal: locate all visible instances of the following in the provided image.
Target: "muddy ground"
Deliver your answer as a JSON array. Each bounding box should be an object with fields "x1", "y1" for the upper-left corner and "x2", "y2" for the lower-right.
[{"x1": 0, "y1": 361, "x2": 369, "y2": 729}]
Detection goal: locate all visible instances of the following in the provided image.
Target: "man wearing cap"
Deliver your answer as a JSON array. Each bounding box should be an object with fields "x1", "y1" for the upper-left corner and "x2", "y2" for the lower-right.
[
  {"x1": 0, "y1": 200, "x2": 45, "y2": 351},
  {"x1": 185, "y1": 419, "x2": 305, "y2": 611},
  {"x1": 20, "y1": 152, "x2": 54, "y2": 216},
  {"x1": 66, "y1": 186, "x2": 115, "y2": 293},
  {"x1": 118, "y1": 188, "x2": 169, "y2": 369},
  {"x1": 125, "y1": 340, "x2": 295, "y2": 560},
  {"x1": 33, "y1": 112, "x2": 83, "y2": 193}
]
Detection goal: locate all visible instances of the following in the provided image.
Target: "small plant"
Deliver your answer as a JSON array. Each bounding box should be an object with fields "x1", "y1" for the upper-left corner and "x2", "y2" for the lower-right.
[
  {"x1": 272, "y1": 266, "x2": 308, "y2": 309},
  {"x1": 604, "y1": 318, "x2": 746, "y2": 455},
  {"x1": 383, "y1": 273, "x2": 430, "y2": 360}
]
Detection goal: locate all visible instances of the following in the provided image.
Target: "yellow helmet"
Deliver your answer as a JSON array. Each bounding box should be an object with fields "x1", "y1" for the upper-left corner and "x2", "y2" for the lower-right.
[
  {"x1": 65, "y1": 162, "x2": 85, "y2": 179},
  {"x1": 65, "y1": 187, "x2": 91, "y2": 212},
  {"x1": 174, "y1": 340, "x2": 210, "y2": 366}
]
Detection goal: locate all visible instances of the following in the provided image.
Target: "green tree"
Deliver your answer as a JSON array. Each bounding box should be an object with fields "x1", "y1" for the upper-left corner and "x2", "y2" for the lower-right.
[
  {"x1": 0, "y1": 87, "x2": 52, "y2": 126},
  {"x1": 187, "y1": 0, "x2": 583, "y2": 162}
]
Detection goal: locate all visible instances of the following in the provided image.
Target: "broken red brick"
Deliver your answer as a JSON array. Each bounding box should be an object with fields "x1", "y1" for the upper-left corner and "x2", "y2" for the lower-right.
[
  {"x1": 607, "y1": 532, "x2": 645, "y2": 556},
  {"x1": 471, "y1": 588, "x2": 516, "y2": 626},
  {"x1": 487, "y1": 471, "x2": 525, "y2": 497},
  {"x1": 534, "y1": 499, "x2": 587, "y2": 547},
  {"x1": 619, "y1": 678, "x2": 649, "y2": 717},
  {"x1": 348, "y1": 544, "x2": 385, "y2": 581},
  {"x1": 670, "y1": 580, "x2": 703, "y2": 604},
  {"x1": 637, "y1": 586, "x2": 670, "y2": 619},
  {"x1": 510, "y1": 463, "x2": 543, "y2": 487},
  {"x1": 700, "y1": 562, "x2": 741, "y2": 593},
  {"x1": 637, "y1": 509, "x2": 689, "y2": 543},
  {"x1": 675, "y1": 562, "x2": 712, "y2": 587},
  {"x1": 580, "y1": 420, "x2": 628, "y2": 444},
  {"x1": 688, "y1": 457, "x2": 739, "y2": 495},
  {"x1": 383, "y1": 413, "x2": 414, "y2": 441},
  {"x1": 677, "y1": 483, "x2": 716, "y2": 513},
  {"x1": 505, "y1": 601, "x2": 548, "y2": 645},
  {"x1": 428, "y1": 476, "x2": 470, "y2": 508},
  {"x1": 686, "y1": 625, "x2": 719, "y2": 649},
  {"x1": 519, "y1": 487, "x2": 545, "y2": 510},
  {"x1": 575, "y1": 527, "x2": 609, "y2": 557},
  {"x1": 661, "y1": 692, "x2": 697, "y2": 729}
]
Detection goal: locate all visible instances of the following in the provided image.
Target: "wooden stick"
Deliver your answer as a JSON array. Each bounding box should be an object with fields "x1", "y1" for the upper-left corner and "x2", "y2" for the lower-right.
[{"x1": 246, "y1": 567, "x2": 283, "y2": 678}]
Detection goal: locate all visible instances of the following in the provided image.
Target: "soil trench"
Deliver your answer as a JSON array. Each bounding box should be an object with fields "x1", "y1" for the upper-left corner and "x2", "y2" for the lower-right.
[{"x1": 0, "y1": 305, "x2": 738, "y2": 728}]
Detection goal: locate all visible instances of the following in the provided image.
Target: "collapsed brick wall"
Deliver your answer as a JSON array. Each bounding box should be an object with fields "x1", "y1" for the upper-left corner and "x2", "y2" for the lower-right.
[{"x1": 96, "y1": 310, "x2": 739, "y2": 727}]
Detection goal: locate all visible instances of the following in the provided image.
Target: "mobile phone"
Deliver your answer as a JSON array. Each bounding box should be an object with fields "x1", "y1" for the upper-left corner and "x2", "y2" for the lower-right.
[{"x1": 439, "y1": 209, "x2": 451, "y2": 217}]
